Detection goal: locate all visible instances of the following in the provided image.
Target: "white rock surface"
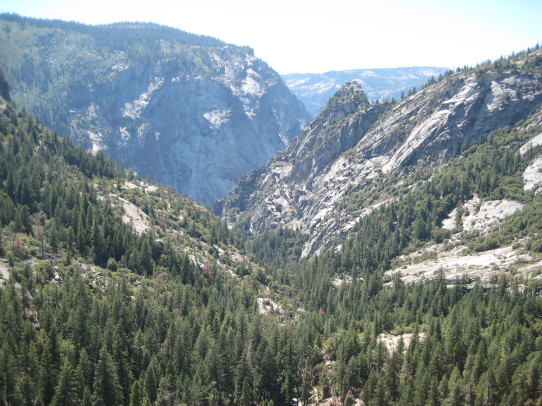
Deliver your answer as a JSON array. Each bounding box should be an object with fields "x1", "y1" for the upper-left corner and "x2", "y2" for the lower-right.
[
  {"x1": 462, "y1": 199, "x2": 524, "y2": 233},
  {"x1": 387, "y1": 245, "x2": 541, "y2": 284},
  {"x1": 379, "y1": 332, "x2": 426, "y2": 353},
  {"x1": 523, "y1": 156, "x2": 542, "y2": 195},
  {"x1": 0, "y1": 261, "x2": 9, "y2": 281},
  {"x1": 519, "y1": 133, "x2": 542, "y2": 155},
  {"x1": 8, "y1": 30, "x2": 310, "y2": 206},
  {"x1": 257, "y1": 297, "x2": 283, "y2": 315},
  {"x1": 118, "y1": 197, "x2": 150, "y2": 235},
  {"x1": 203, "y1": 109, "x2": 231, "y2": 129}
]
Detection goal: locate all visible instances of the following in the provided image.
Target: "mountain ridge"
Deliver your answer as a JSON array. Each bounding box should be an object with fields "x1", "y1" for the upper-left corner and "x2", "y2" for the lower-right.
[
  {"x1": 0, "y1": 14, "x2": 310, "y2": 205},
  {"x1": 3, "y1": 39, "x2": 542, "y2": 406},
  {"x1": 222, "y1": 47, "x2": 542, "y2": 258}
]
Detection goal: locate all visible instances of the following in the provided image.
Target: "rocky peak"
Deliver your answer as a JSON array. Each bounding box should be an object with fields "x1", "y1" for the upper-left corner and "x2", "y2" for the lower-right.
[
  {"x1": 325, "y1": 81, "x2": 369, "y2": 117},
  {"x1": 219, "y1": 82, "x2": 388, "y2": 231},
  {"x1": 285, "y1": 83, "x2": 385, "y2": 182}
]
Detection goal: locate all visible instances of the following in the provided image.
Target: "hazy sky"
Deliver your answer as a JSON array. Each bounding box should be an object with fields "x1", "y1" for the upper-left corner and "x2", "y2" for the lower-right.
[{"x1": 2, "y1": 0, "x2": 541, "y2": 74}]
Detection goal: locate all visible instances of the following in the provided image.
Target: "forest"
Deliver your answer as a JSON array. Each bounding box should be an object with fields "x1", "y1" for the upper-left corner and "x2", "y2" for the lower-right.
[{"x1": 1, "y1": 61, "x2": 542, "y2": 406}]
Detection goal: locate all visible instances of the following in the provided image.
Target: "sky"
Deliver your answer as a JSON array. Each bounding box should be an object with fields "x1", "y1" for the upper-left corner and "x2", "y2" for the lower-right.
[{"x1": 1, "y1": 0, "x2": 541, "y2": 74}]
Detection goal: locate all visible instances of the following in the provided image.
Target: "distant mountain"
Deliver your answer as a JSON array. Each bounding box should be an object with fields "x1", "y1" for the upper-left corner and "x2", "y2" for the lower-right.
[
  {"x1": 282, "y1": 67, "x2": 448, "y2": 116},
  {"x1": 221, "y1": 48, "x2": 542, "y2": 266},
  {"x1": 0, "y1": 14, "x2": 310, "y2": 205}
]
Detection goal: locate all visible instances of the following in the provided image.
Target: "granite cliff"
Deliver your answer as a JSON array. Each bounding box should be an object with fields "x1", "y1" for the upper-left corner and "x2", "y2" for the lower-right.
[{"x1": 0, "y1": 14, "x2": 310, "y2": 204}]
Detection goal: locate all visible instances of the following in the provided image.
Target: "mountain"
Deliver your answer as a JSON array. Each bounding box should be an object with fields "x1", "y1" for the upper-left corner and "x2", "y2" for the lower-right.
[
  {"x1": 0, "y1": 14, "x2": 310, "y2": 205},
  {"x1": 282, "y1": 66, "x2": 448, "y2": 116},
  {"x1": 221, "y1": 47, "x2": 542, "y2": 267}
]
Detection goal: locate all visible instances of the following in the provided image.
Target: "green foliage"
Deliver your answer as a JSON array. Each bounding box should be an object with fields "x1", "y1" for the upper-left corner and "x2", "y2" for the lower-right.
[
  {"x1": 0, "y1": 93, "x2": 240, "y2": 280},
  {"x1": 92, "y1": 346, "x2": 122, "y2": 406},
  {"x1": 50, "y1": 358, "x2": 82, "y2": 406},
  {"x1": 245, "y1": 227, "x2": 309, "y2": 269},
  {"x1": 334, "y1": 121, "x2": 542, "y2": 278},
  {"x1": 468, "y1": 199, "x2": 542, "y2": 252}
]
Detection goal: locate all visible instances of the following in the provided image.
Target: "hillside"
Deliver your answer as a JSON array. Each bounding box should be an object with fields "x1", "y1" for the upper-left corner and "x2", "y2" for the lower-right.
[
  {"x1": 0, "y1": 14, "x2": 310, "y2": 205},
  {"x1": 0, "y1": 72, "x2": 281, "y2": 404},
  {"x1": 282, "y1": 66, "x2": 448, "y2": 116},
  {"x1": 2, "y1": 59, "x2": 542, "y2": 405}
]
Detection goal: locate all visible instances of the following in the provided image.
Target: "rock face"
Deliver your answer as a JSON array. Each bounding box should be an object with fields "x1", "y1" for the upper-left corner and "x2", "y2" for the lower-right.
[
  {"x1": 220, "y1": 50, "x2": 542, "y2": 256},
  {"x1": 0, "y1": 15, "x2": 310, "y2": 205},
  {"x1": 218, "y1": 81, "x2": 387, "y2": 230},
  {"x1": 282, "y1": 67, "x2": 448, "y2": 116},
  {"x1": 523, "y1": 156, "x2": 542, "y2": 195}
]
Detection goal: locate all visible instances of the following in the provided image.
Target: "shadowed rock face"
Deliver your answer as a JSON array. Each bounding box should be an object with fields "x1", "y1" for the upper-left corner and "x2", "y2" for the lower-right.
[
  {"x1": 70, "y1": 56, "x2": 309, "y2": 205},
  {"x1": 221, "y1": 51, "x2": 542, "y2": 256},
  {"x1": 0, "y1": 16, "x2": 310, "y2": 205}
]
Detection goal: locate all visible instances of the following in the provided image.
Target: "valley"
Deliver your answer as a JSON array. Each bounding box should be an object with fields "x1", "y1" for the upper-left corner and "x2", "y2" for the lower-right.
[{"x1": 1, "y1": 14, "x2": 542, "y2": 406}]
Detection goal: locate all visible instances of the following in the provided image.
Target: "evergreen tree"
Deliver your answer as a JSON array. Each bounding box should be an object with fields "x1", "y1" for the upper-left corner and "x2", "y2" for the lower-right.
[
  {"x1": 39, "y1": 329, "x2": 61, "y2": 405},
  {"x1": 444, "y1": 367, "x2": 465, "y2": 406},
  {"x1": 92, "y1": 346, "x2": 122, "y2": 406},
  {"x1": 155, "y1": 375, "x2": 176, "y2": 406},
  {"x1": 0, "y1": 340, "x2": 22, "y2": 405},
  {"x1": 239, "y1": 378, "x2": 253, "y2": 406},
  {"x1": 129, "y1": 380, "x2": 142, "y2": 406},
  {"x1": 81, "y1": 387, "x2": 92, "y2": 406},
  {"x1": 51, "y1": 358, "x2": 81, "y2": 406}
]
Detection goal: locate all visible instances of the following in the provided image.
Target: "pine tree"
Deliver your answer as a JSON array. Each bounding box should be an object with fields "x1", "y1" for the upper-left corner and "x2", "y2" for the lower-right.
[
  {"x1": 155, "y1": 375, "x2": 176, "y2": 406},
  {"x1": 444, "y1": 366, "x2": 465, "y2": 406},
  {"x1": 81, "y1": 387, "x2": 92, "y2": 406},
  {"x1": 239, "y1": 378, "x2": 253, "y2": 406},
  {"x1": 77, "y1": 214, "x2": 87, "y2": 256},
  {"x1": 77, "y1": 349, "x2": 93, "y2": 390},
  {"x1": 40, "y1": 329, "x2": 61, "y2": 405},
  {"x1": 0, "y1": 227, "x2": 4, "y2": 256},
  {"x1": 92, "y1": 346, "x2": 122, "y2": 406},
  {"x1": 476, "y1": 370, "x2": 496, "y2": 406},
  {"x1": 143, "y1": 363, "x2": 158, "y2": 404},
  {"x1": 387, "y1": 340, "x2": 404, "y2": 402},
  {"x1": 0, "y1": 340, "x2": 22, "y2": 405},
  {"x1": 129, "y1": 380, "x2": 142, "y2": 406},
  {"x1": 51, "y1": 358, "x2": 81, "y2": 406}
]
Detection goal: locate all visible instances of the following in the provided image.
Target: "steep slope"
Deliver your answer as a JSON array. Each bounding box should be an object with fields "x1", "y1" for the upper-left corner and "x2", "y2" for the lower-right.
[
  {"x1": 218, "y1": 81, "x2": 389, "y2": 229},
  {"x1": 283, "y1": 66, "x2": 448, "y2": 116},
  {"x1": 0, "y1": 14, "x2": 310, "y2": 205},
  {"x1": 0, "y1": 74, "x2": 264, "y2": 282},
  {"x1": 221, "y1": 48, "x2": 542, "y2": 256}
]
